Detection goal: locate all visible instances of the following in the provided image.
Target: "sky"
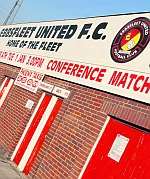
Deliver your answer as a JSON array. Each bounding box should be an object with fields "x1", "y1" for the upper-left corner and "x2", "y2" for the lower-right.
[{"x1": 0, "y1": 0, "x2": 149, "y2": 24}]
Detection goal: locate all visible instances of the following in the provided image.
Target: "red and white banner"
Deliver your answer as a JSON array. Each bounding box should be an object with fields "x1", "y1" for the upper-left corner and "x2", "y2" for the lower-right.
[
  {"x1": 14, "y1": 68, "x2": 44, "y2": 93},
  {"x1": 0, "y1": 12, "x2": 149, "y2": 103}
]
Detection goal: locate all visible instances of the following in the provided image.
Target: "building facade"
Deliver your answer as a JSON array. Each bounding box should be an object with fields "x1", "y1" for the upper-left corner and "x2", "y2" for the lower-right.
[{"x1": 0, "y1": 12, "x2": 149, "y2": 179}]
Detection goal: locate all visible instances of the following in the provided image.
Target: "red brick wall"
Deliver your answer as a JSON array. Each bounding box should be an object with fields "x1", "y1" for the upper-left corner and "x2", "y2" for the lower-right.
[
  {"x1": 0, "y1": 63, "x2": 149, "y2": 178},
  {"x1": 0, "y1": 63, "x2": 41, "y2": 158}
]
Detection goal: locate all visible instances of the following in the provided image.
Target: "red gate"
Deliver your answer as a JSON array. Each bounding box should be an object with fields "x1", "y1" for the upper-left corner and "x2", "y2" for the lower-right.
[
  {"x1": 11, "y1": 93, "x2": 62, "y2": 175},
  {"x1": 80, "y1": 117, "x2": 150, "y2": 179}
]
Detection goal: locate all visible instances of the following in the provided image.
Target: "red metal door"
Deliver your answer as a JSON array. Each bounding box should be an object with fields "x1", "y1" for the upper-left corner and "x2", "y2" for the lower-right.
[
  {"x1": 11, "y1": 93, "x2": 62, "y2": 175},
  {"x1": 80, "y1": 117, "x2": 150, "y2": 179}
]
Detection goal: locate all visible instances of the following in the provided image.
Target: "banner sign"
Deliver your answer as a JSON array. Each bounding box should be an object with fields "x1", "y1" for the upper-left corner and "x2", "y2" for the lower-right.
[
  {"x1": 52, "y1": 86, "x2": 70, "y2": 98},
  {"x1": 0, "y1": 12, "x2": 149, "y2": 103},
  {"x1": 14, "y1": 68, "x2": 44, "y2": 93},
  {"x1": 39, "y1": 82, "x2": 54, "y2": 93}
]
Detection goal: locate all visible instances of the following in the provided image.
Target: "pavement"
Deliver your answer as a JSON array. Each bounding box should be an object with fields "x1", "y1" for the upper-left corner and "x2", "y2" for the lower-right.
[{"x1": 0, "y1": 152, "x2": 27, "y2": 179}]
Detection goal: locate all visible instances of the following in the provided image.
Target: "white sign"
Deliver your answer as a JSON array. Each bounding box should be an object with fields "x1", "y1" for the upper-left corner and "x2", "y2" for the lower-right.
[
  {"x1": 108, "y1": 134, "x2": 129, "y2": 162},
  {"x1": 52, "y1": 86, "x2": 70, "y2": 98},
  {"x1": 0, "y1": 13, "x2": 149, "y2": 103},
  {"x1": 39, "y1": 82, "x2": 54, "y2": 92},
  {"x1": 14, "y1": 68, "x2": 44, "y2": 93},
  {"x1": 25, "y1": 99, "x2": 34, "y2": 109}
]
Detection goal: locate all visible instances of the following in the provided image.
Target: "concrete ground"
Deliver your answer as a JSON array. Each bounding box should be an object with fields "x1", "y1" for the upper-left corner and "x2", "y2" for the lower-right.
[{"x1": 0, "y1": 152, "x2": 27, "y2": 179}]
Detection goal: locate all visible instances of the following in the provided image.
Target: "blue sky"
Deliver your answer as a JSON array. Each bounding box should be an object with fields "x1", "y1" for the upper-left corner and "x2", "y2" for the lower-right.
[{"x1": 0, "y1": 0, "x2": 149, "y2": 24}]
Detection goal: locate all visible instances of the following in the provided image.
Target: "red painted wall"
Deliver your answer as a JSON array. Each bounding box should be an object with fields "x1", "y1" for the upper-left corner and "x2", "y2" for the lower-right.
[{"x1": 0, "y1": 63, "x2": 149, "y2": 179}]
